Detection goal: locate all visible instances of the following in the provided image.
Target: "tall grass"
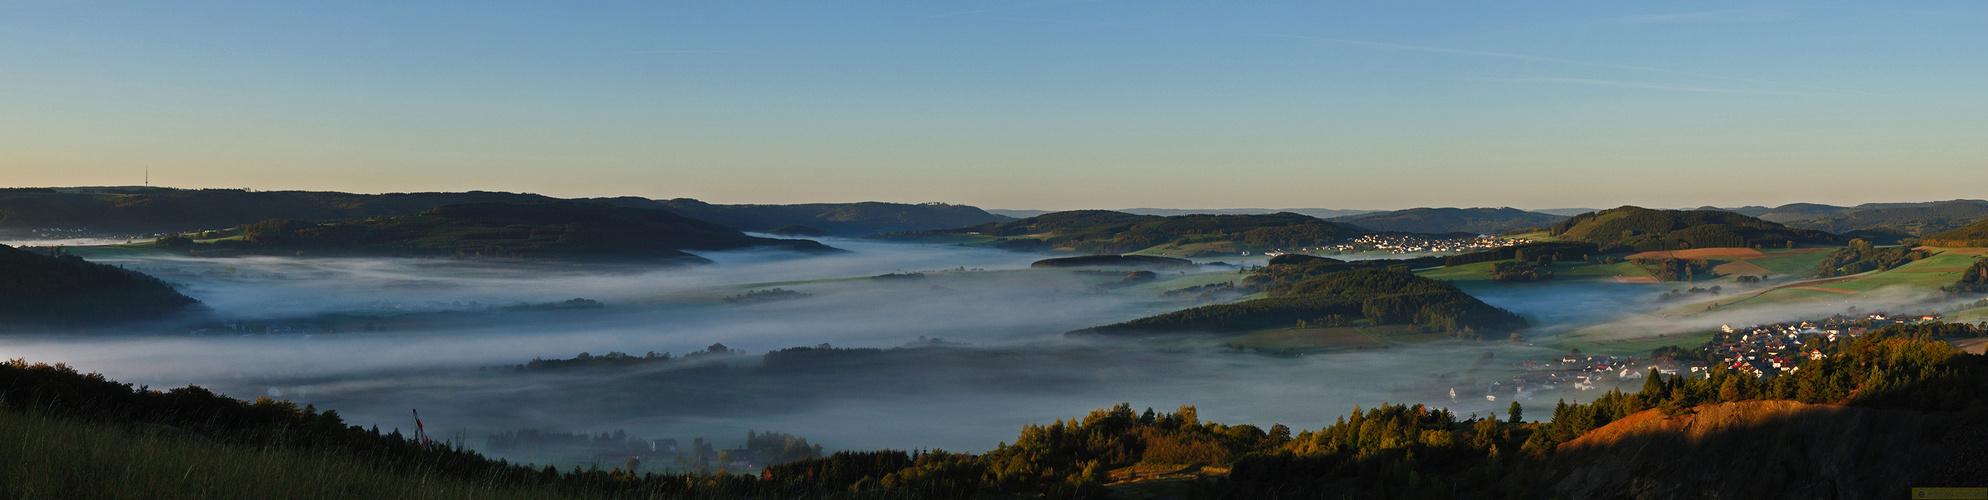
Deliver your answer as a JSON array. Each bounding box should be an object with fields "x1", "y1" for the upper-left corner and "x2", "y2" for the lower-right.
[{"x1": 0, "y1": 409, "x2": 571, "y2": 499}]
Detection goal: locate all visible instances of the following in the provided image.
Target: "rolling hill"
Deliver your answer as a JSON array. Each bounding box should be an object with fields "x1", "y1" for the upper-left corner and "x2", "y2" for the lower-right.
[
  {"x1": 0, "y1": 187, "x2": 557, "y2": 236},
  {"x1": 0, "y1": 245, "x2": 200, "y2": 325},
  {"x1": 1756, "y1": 199, "x2": 1988, "y2": 236},
  {"x1": 1549, "y1": 206, "x2": 1841, "y2": 253},
  {"x1": 626, "y1": 198, "x2": 1012, "y2": 236},
  {"x1": 1923, "y1": 217, "x2": 1988, "y2": 248},
  {"x1": 1072, "y1": 268, "x2": 1525, "y2": 336},
  {"x1": 1327, "y1": 207, "x2": 1566, "y2": 234},
  {"x1": 174, "y1": 202, "x2": 835, "y2": 261},
  {"x1": 893, "y1": 210, "x2": 1368, "y2": 254}
]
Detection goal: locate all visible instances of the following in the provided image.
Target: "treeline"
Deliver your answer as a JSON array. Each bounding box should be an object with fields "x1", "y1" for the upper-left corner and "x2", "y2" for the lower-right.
[
  {"x1": 1247, "y1": 253, "x2": 1448, "y2": 293},
  {"x1": 1442, "y1": 242, "x2": 1598, "y2": 267},
  {"x1": 1814, "y1": 239, "x2": 1931, "y2": 277},
  {"x1": 1075, "y1": 269, "x2": 1526, "y2": 336},
  {"x1": 0, "y1": 244, "x2": 201, "y2": 325},
  {"x1": 516, "y1": 344, "x2": 741, "y2": 371},
  {"x1": 1922, "y1": 217, "x2": 1988, "y2": 248},
  {"x1": 898, "y1": 211, "x2": 1368, "y2": 255},
  {"x1": 1634, "y1": 257, "x2": 1716, "y2": 282}
]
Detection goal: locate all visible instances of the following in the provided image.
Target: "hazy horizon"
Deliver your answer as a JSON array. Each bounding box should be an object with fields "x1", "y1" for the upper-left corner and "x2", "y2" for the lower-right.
[{"x1": 5, "y1": 1, "x2": 1985, "y2": 210}]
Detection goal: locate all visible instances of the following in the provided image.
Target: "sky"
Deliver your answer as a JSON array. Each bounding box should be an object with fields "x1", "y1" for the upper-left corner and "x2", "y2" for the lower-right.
[{"x1": 2, "y1": 1, "x2": 1984, "y2": 210}]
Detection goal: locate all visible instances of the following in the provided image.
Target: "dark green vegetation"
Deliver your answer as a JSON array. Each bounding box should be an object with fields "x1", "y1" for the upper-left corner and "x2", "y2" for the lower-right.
[
  {"x1": 0, "y1": 245, "x2": 199, "y2": 326},
  {"x1": 894, "y1": 211, "x2": 1366, "y2": 254},
  {"x1": 639, "y1": 198, "x2": 1011, "y2": 236},
  {"x1": 1030, "y1": 255, "x2": 1194, "y2": 269},
  {"x1": 1813, "y1": 239, "x2": 1931, "y2": 277},
  {"x1": 1327, "y1": 207, "x2": 1567, "y2": 235},
  {"x1": 1759, "y1": 199, "x2": 1988, "y2": 237},
  {"x1": 1633, "y1": 257, "x2": 1716, "y2": 282},
  {"x1": 1549, "y1": 206, "x2": 1840, "y2": 253},
  {"x1": 1074, "y1": 268, "x2": 1525, "y2": 336},
  {"x1": 1488, "y1": 261, "x2": 1550, "y2": 282},
  {"x1": 723, "y1": 288, "x2": 813, "y2": 304},
  {"x1": 1441, "y1": 242, "x2": 1598, "y2": 267},
  {"x1": 1924, "y1": 217, "x2": 1988, "y2": 247},
  {"x1": 173, "y1": 202, "x2": 835, "y2": 261},
  {"x1": 1948, "y1": 259, "x2": 1988, "y2": 295}
]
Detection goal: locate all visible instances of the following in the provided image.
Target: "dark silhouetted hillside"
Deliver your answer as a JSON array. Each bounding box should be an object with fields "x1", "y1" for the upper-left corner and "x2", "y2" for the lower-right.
[
  {"x1": 898, "y1": 211, "x2": 1367, "y2": 254},
  {"x1": 1769, "y1": 200, "x2": 1988, "y2": 236},
  {"x1": 0, "y1": 245, "x2": 200, "y2": 325},
  {"x1": 641, "y1": 198, "x2": 1011, "y2": 236},
  {"x1": 0, "y1": 188, "x2": 556, "y2": 235},
  {"x1": 1922, "y1": 217, "x2": 1988, "y2": 248},
  {"x1": 187, "y1": 202, "x2": 834, "y2": 261},
  {"x1": 1074, "y1": 268, "x2": 1524, "y2": 335}
]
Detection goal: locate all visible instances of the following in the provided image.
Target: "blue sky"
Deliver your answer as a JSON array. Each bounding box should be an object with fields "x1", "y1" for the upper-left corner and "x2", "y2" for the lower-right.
[{"x1": 2, "y1": 1, "x2": 1983, "y2": 209}]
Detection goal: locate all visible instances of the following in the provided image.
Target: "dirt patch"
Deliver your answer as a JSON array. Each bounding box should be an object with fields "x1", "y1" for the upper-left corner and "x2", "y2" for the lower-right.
[
  {"x1": 1950, "y1": 338, "x2": 1988, "y2": 355},
  {"x1": 1627, "y1": 247, "x2": 1767, "y2": 260},
  {"x1": 1612, "y1": 276, "x2": 1660, "y2": 283},
  {"x1": 1791, "y1": 286, "x2": 1858, "y2": 294},
  {"x1": 1712, "y1": 260, "x2": 1772, "y2": 277}
]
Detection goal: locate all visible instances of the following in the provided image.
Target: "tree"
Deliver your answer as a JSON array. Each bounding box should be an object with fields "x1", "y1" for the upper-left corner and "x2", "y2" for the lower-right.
[{"x1": 1507, "y1": 402, "x2": 1523, "y2": 423}]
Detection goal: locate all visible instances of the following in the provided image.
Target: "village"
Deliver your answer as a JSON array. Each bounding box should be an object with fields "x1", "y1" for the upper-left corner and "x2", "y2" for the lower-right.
[
  {"x1": 1478, "y1": 312, "x2": 1946, "y2": 403},
  {"x1": 1275, "y1": 234, "x2": 1530, "y2": 256}
]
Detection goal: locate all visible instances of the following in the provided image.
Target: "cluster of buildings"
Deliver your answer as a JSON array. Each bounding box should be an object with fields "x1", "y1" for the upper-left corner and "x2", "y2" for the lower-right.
[{"x1": 1305, "y1": 235, "x2": 1529, "y2": 255}]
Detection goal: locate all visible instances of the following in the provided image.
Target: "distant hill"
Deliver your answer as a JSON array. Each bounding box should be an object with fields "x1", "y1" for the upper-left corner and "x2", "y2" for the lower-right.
[
  {"x1": 0, "y1": 188, "x2": 1012, "y2": 239},
  {"x1": 0, "y1": 187, "x2": 556, "y2": 236},
  {"x1": 1117, "y1": 207, "x2": 1376, "y2": 219},
  {"x1": 1764, "y1": 200, "x2": 1988, "y2": 236},
  {"x1": 1030, "y1": 255, "x2": 1195, "y2": 269},
  {"x1": 1923, "y1": 218, "x2": 1988, "y2": 247},
  {"x1": 1689, "y1": 205, "x2": 1774, "y2": 217},
  {"x1": 1073, "y1": 268, "x2": 1524, "y2": 336},
  {"x1": 900, "y1": 211, "x2": 1367, "y2": 254},
  {"x1": 1549, "y1": 206, "x2": 1841, "y2": 253},
  {"x1": 634, "y1": 198, "x2": 1012, "y2": 236},
  {"x1": 1328, "y1": 207, "x2": 1566, "y2": 234},
  {"x1": 0, "y1": 245, "x2": 200, "y2": 325},
  {"x1": 177, "y1": 202, "x2": 835, "y2": 261}
]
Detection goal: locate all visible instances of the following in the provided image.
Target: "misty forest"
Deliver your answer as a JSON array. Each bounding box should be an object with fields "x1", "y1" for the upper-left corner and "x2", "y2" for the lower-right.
[
  {"x1": 8, "y1": 2, "x2": 1988, "y2": 498},
  {"x1": 2, "y1": 188, "x2": 1987, "y2": 499}
]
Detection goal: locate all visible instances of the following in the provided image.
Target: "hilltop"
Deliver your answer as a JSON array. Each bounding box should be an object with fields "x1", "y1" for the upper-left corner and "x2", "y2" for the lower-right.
[
  {"x1": 890, "y1": 210, "x2": 1367, "y2": 255},
  {"x1": 1328, "y1": 207, "x2": 1567, "y2": 234},
  {"x1": 1073, "y1": 267, "x2": 1525, "y2": 336},
  {"x1": 0, "y1": 245, "x2": 200, "y2": 326},
  {"x1": 612, "y1": 198, "x2": 1012, "y2": 236},
  {"x1": 1549, "y1": 206, "x2": 1841, "y2": 253},
  {"x1": 167, "y1": 202, "x2": 835, "y2": 261}
]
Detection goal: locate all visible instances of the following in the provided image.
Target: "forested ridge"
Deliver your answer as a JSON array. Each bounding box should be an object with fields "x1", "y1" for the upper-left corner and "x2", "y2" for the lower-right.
[
  {"x1": 1549, "y1": 206, "x2": 1841, "y2": 252},
  {"x1": 0, "y1": 244, "x2": 199, "y2": 325},
  {"x1": 1073, "y1": 264, "x2": 1525, "y2": 336},
  {"x1": 165, "y1": 202, "x2": 835, "y2": 260},
  {"x1": 890, "y1": 211, "x2": 1368, "y2": 254}
]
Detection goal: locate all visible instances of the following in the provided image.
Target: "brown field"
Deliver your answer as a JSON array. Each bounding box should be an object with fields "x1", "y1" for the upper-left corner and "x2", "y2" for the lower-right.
[
  {"x1": 1627, "y1": 248, "x2": 1766, "y2": 260},
  {"x1": 1613, "y1": 276, "x2": 1660, "y2": 283},
  {"x1": 1948, "y1": 338, "x2": 1988, "y2": 355},
  {"x1": 1790, "y1": 286, "x2": 1858, "y2": 294},
  {"x1": 1712, "y1": 260, "x2": 1772, "y2": 276}
]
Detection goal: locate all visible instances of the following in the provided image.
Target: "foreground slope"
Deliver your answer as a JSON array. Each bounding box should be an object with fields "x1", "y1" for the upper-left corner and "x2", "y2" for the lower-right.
[
  {"x1": 0, "y1": 245, "x2": 199, "y2": 326},
  {"x1": 176, "y1": 202, "x2": 835, "y2": 261}
]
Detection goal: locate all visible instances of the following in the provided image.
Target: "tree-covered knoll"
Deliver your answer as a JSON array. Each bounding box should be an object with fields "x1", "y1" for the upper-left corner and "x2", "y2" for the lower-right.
[
  {"x1": 889, "y1": 211, "x2": 1368, "y2": 254},
  {"x1": 1549, "y1": 206, "x2": 1841, "y2": 253},
  {"x1": 0, "y1": 244, "x2": 200, "y2": 325},
  {"x1": 1074, "y1": 268, "x2": 1525, "y2": 336},
  {"x1": 1947, "y1": 258, "x2": 1988, "y2": 295},
  {"x1": 1813, "y1": 238, "x2": 1931, "y2": 277},
  {"x1": 176, "y1": 202, "x2": 836, "y2": 260},
  {"x1": 1441, "y1": 241, "x2": 1600, "y2": 267}
]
